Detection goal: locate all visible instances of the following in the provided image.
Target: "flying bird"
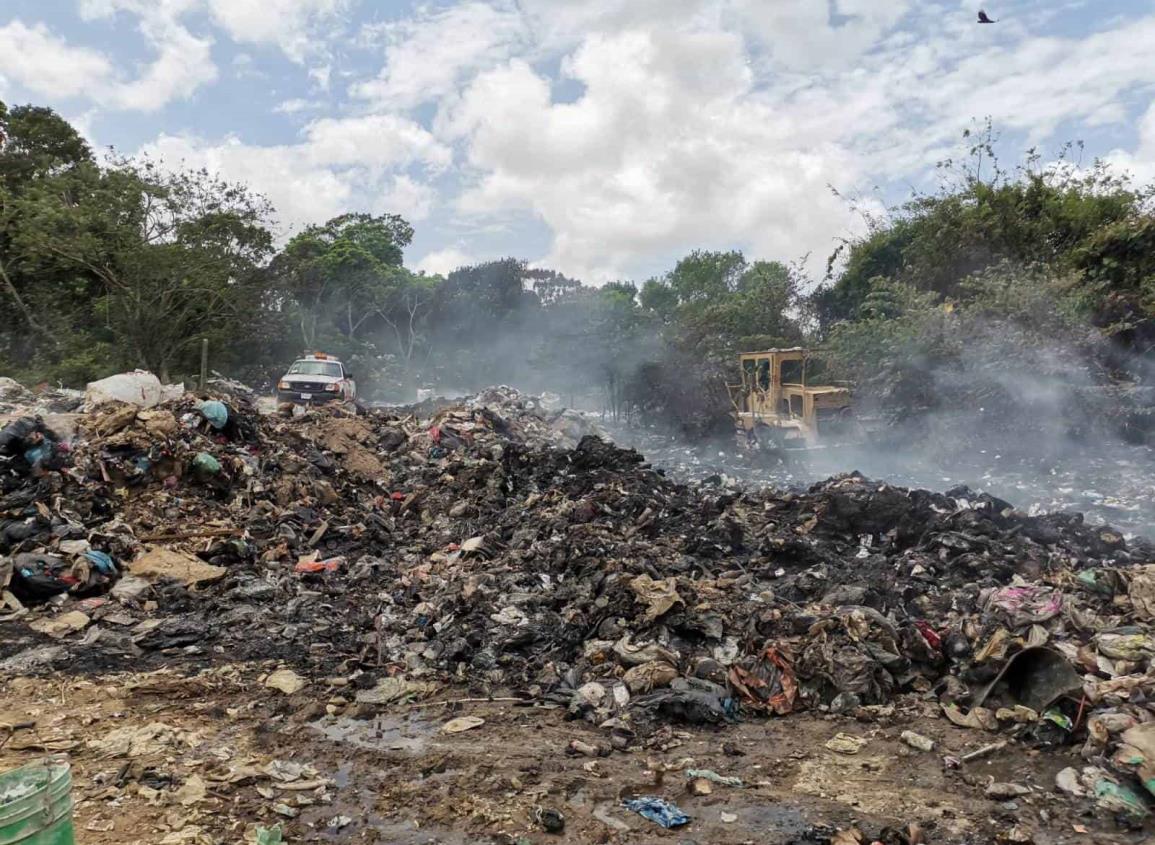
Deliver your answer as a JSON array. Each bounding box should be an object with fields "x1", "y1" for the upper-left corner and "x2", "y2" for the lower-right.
[{"x1": 977, "y1": 10, "x2": 997, "y2": 23}]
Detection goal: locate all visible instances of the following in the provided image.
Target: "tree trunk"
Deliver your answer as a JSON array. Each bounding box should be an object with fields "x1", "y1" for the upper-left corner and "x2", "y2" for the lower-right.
[{"x1": 0, "y1": 263, "x2": 60, "y2": 351}]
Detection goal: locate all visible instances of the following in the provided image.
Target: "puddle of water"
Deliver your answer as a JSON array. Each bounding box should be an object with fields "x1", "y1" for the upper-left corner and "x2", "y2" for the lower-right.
[
  {"x1": 332, "y1": 762, "x2": 353, "y2": 788},
  {"x1": 310, "y1": 713, "x2": 436, "y2": 753}
]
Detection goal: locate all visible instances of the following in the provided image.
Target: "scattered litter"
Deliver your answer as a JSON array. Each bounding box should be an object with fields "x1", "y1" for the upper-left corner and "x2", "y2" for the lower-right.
[
  {"x1": 623, "y1": 797, "x2": 690, "y2": 828},
  {"x1": 84, "y1": 370, "x2": 181, "y2": 410},
  {"x1": 900, "y1": 731, "x2": 935, "y2": 752},
  {"x1": 174, "y1": 774, "x2": 207, "y2": 806},
  {"x1": 826, "y1": 733, "x2": 869, "y2": 755},
  {"x1": 355, "y1": 677, "x2": 435, "y2": 705},
  {"x1": 684, "y1": 768, "x2": 742, "y2": 787},
  {"x1": 2, "y1": 376, "x2": 1155, "y2": 843},
  {"x1": 442, "y1": 716, "x2": 485, "y2": 734},
  {"x1": 28, "y1": 611, "x2": 89, "y2": 638},
  {"x1": 986, "y1": 781, "x2": 1030, "y2": 799},
  {"x1": 264, "y1": 669, "x2": 307, "y2": 695},
  {"x1": 254, "y1": 826, "x2": 283, "y2": 845},
  {"x1": 533, "y1": 806, "x2": 565, "y2": 833},
  {"x1": 130, "y1": 548, "x2": 226, "y2": 588}
]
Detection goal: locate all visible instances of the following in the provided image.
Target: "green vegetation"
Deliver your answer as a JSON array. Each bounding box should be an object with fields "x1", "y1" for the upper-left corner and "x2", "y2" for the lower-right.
[
  {"x1": 818, "y1": 127, "x2": 1155, "y2": 441},
  {"x1": 2, "y1": 103, "x2": 1153, "y2": 441}
]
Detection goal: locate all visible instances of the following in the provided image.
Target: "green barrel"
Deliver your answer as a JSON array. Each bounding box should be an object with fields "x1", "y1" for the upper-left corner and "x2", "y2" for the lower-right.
[{"x1": 0, "y1": 757, "x2": 75, "y2": 845}]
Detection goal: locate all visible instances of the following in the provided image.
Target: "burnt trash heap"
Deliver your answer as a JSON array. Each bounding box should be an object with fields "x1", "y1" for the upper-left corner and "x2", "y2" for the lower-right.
[{"x1": 3, "y1": 381, "x2": 1155, "y2": 817}]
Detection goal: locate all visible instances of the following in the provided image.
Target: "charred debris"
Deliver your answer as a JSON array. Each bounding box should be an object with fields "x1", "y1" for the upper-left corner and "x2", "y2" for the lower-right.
[{"x1": 4, "y1": 378, "x2": 1155, "y2": 826}]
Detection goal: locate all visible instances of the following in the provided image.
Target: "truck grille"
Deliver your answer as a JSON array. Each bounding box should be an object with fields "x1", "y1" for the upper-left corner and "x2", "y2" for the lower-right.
[{"x1": 291, "y1": 381, "x2": 329, "y2": 392}]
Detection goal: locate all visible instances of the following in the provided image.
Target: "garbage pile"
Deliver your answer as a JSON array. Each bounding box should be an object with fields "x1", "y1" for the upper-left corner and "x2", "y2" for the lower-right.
[
  {"x1": 3, "y1": 380, "x2": 1155, "y2": 819},
  {"x1": 83, "y1": 370, "x2": 184, "y2": 411},
  {"x1": 392, "y1": 384, "x2": 608, "y2": 451},
  {"x1": 0, "y1": 377, "x2": 84, "y2": 415}
]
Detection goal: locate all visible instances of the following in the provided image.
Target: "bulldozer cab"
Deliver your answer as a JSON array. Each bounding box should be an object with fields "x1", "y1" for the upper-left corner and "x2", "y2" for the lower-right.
[{"x1": 728, "y1": 348, "x2": 852, "y2": 447}]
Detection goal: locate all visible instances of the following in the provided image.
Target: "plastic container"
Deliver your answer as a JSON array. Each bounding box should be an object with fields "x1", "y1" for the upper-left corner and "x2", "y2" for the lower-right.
[{"x1": 0, "y1": 757, "x2": 75, "y2": 845}]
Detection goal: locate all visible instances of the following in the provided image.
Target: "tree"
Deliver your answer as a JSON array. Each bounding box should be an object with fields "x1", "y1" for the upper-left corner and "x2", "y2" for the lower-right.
[
  {"x1": 425, "y1": 258, "x2": 542, "y2": 387},
  {"x1": 530, "y1": 269, "x2": 582, "y2": 306},
  {"x1": 815, "y1": 131, "x2": 1151, "y2": 327},
  {"x1": 531, "y1": 281, "x2": 653, "y2": 417},
  {"x1": 271, "y1": 212, "x2": 414, "y2": 348},
  {"x1": 0, "y1": 102, "x2": 93, "y2": 191},
  {"x1": 639, "y1": 278, "x2": 679, "y2": 321},
  {"x1": 0, "y1": 102, "x2": 96, "y2": 356},
  {"x1": 652, "y1": 251, "x2": 803, "y2": 357},
  {"x1": 812, "y1": 130, "x2": 1155, "y2": 443},
  {"x1": 666, "y1": 250, "x2": 747, "y2": 305},
  {"x1": 13, "y1": 158, "x2": 275, "y2": 381},
  {"x1": 438, "y1": 258, "x2": 537, "y2": 320},
  {"x1": 376, "y1": 271, "x2": 441, "y2": 373}
]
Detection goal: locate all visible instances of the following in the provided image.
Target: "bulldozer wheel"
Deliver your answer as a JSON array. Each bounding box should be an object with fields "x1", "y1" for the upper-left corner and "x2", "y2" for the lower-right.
[{"x1": 751, "y1": 423, "x2": 786, "y2": 450}]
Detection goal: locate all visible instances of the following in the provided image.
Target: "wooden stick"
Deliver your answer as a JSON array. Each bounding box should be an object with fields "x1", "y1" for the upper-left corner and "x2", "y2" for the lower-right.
[
  {"x1": 961, "y1": 740, "x2": 1007, "y2": 762},
  {"x1": 139, "y1": 527, "x2": 238, "y2": 542}
]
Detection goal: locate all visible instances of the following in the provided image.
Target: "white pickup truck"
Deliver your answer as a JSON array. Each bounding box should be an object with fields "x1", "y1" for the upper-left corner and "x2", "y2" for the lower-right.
[{"x1": 275, "y1": 353, "x2": 357, "y2": 405}]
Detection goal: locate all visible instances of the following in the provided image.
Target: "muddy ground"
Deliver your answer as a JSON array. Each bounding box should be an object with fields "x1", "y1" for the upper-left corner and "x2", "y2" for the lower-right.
[{"x1": 0, "y1": 664, "x2": 1143, "y2": 844}]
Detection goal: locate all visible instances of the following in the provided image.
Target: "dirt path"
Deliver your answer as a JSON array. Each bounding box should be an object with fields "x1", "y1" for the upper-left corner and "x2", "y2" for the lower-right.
[{"x1": 0, "y1": 666, "x2": 1142, "y2": 844}]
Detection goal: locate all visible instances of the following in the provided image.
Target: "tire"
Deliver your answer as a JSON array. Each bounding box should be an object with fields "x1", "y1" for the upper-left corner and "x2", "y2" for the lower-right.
[{"x1": 752, "y1": 423, "x2": 787, "y2": 450}]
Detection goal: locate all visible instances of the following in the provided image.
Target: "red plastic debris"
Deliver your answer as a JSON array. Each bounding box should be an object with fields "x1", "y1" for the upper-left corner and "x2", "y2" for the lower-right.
[
  {"x1": 915, "y1": 620, "x2": 942, "y2": 650},
  {"x1": 294, "y1": 557, "x2": 344, "y2": 574}
]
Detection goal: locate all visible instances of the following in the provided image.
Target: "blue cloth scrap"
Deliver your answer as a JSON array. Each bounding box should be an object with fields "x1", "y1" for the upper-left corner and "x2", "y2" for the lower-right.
[
  {"x1": 623, "y1": 797, "x2": 690, "y2": 828},
  {"x1": 83, "y1": 549, "x2": 117, "y2": 575},
  {"x1": 23, "y1": 443, "x2": 52, "y2": 465}
]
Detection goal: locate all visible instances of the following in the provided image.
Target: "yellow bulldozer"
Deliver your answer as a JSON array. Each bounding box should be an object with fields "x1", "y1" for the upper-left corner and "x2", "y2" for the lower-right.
[{"x1": 727, "y1": 348, "x2": 855, "y2": 448}]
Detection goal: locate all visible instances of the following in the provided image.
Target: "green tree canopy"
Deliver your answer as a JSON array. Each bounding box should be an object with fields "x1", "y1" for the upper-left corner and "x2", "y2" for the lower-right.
[
  {"x1": 271, "y1": 212, "x2": 414, "y2": 347},
  {"x1": 12, "y1": 158, "x2": 275, "y2": 380},
  {"x1": 815, "y1": 136, "x2": 1152, "y2": 327}
]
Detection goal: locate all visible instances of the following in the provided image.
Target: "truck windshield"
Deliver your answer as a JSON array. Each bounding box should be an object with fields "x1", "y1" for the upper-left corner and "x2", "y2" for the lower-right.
[{"x1": 288, "y1": 360, "x2": 342, "y2": 377}]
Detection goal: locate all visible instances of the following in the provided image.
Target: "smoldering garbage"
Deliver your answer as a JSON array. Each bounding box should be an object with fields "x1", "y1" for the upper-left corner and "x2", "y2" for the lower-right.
[
  {"x1": 5, "y1": 379, "x2": 1155, "y2": 816},
  {"x1": 0, "y1": 377, "x2": 84, "y2": 416}
]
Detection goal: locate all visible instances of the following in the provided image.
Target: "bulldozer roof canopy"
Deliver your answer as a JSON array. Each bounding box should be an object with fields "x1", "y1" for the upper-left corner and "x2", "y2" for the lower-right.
[{"x1": 738, "y1": 347, "x2": 829, "y2": 358}]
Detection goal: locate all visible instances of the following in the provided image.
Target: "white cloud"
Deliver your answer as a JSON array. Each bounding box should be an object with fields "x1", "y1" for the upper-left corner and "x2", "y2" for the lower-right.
[
  {"x1": 143, "y1": 133, "x2": 354, "y2": 228},
  {"x1": 308, "y1": 65, "x2": 332, "y2": 91},
  {"x1": 1107, "y1": 101, "x2": 1155, "y2": 187},
  {"x1": 111, "y1": 13, "x2": 216, "y2": 109},
  {"x1": 905, "y1": 17, "x2": 1155, "y2": 144},
  {"x1": 65, "y1": 109, "x2": 101, "y2": 145},
  {"x1": 354, "y1": 2, "x2": 528, "y2": 109},
  {"x1": 440, "y1": 23, "x2": 869, "y2": 281},
  {"x1": 138, "y1": 115, "x2": 450, "y2": 236},
  {"x1": 206, "y1": 0, "x2": 349, "y2": 63},
  {"x1": 516, "y1": 0, "x2": 714, "y2": 51},
  {"x1": 432, "y1": 3, "x2": 1155, "y2": 280},
  {"x1": 273, "y1": 98, "x2": 320, "y2": 114},
  {"x1": 415, "y1": 247, "x2": 476, "y2": 276},
  {"x1": 0, "y1": 15, "x2": 214, "y2": 111},
  {"x1": 302, "y1": 114, "x2": 452, "y2": 171},
  {"x1": 79, "y1": 0, "x2": 200, "y2": 20},
  {"x1": 0, "y1": 21, "x2": 116, "y2": 100},
  {"x1": 84, "y1": 0, "x2": 348, "y2": 64},
  {"x1": 733, "y1": 0, "x2": 914, "y2": 70},
  {"x1": 379, "y1": 175, "x2": 437, "y2": 221}
]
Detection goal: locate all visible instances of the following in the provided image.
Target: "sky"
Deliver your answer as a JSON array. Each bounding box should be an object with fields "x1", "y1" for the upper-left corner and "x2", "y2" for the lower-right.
[{"x1": 1, "y1": 0, "x2": 1154, "y2": 284}]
